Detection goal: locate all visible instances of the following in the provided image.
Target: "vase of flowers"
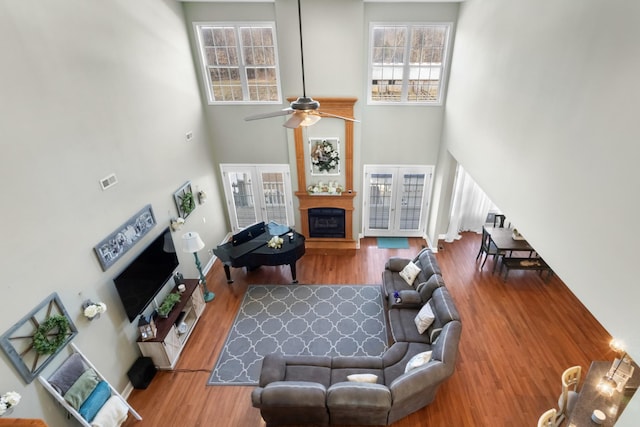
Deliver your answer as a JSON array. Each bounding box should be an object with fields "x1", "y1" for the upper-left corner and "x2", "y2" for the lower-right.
[
  {"x1": 83, "y1": 301, "x2": 107, "y2": 320},
  {"x1": 267, "y1": 236, "x2": 284, "y2": 249},
  {"x1": 0, "y1": 391, "x2": 21, "y2": 417}
]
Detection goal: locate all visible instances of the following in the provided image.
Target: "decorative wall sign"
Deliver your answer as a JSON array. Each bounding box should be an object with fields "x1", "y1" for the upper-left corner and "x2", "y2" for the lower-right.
[
  {"x1": 0, "y1": 293, "x2": 78, "y2": 383},
  {"x1": 310, "y1": 138, "x2": 340, "y2": 176},
  {"x1": 174, "y1": 181, "x2": 196, "y2": 219},
  {"x1": 93, "y1": 204, "x2": 156, "y2": 271}
]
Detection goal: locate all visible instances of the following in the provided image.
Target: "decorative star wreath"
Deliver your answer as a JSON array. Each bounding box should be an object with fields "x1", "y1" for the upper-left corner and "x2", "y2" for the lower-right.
[{"x1": 311, "y1": 140, "x2": 339, "y2": 172}]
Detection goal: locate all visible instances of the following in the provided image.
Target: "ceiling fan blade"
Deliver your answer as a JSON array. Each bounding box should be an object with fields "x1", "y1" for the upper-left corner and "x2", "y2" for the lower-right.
[
  {"x1": 245, "y1": 108, "x2": 293, "y2": 121},
  {"x1": 317, "y1": 111, "x2": 360, "y2": 123}
]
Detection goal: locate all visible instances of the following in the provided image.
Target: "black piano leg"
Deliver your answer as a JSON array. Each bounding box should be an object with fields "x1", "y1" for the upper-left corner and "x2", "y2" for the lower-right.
[
  {"x1": 223, "y1": 264, "x2": 234, "y2": 284},
  {"x1": 289, "y1": 263, "x2": 298, "y2": 284}
]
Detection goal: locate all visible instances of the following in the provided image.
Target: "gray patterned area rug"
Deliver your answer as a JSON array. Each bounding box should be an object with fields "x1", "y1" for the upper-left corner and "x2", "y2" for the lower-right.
[{"x1": 208, "y1": 284, "x2": 388, "y2": 385}]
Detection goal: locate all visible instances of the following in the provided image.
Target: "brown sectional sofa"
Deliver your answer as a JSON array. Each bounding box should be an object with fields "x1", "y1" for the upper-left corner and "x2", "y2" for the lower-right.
[{"x1": 251, "y1": 248, "x2": 461, "y2": 426}]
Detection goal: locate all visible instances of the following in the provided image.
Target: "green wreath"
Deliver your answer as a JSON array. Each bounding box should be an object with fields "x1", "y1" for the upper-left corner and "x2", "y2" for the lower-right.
[
  {"x1": 179, "y1": 192, "x2": 195, "y2": 216},
  {"x1": 33, "y1": 315, "x2": 69, "y2": 355}
]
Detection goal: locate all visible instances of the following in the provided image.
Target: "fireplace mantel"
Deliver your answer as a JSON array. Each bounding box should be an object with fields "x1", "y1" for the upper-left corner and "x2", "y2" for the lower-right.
[
  {"x1": 292, "y1": 97, "x2": 357, "y2": 251},
  {"x1": 296, "y1": 192, "x2": 356, "y2": 251}
]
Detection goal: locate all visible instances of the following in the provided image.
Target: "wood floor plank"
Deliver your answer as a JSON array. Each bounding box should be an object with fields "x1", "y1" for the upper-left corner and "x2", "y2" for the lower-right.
[{"x1": 122, "y1": 233, "x2": 612, "y2": 426}]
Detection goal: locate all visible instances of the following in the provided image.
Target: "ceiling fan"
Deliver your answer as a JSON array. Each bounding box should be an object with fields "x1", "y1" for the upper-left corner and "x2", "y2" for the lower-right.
[{"x1": 244, "y1": 0, "x2": 359, "y2": 129}]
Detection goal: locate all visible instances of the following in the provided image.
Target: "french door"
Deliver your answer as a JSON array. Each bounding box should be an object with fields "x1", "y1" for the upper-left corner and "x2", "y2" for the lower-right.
[
  {"x1": 220, "y1": 164, "x2": 294, "y2": 233},
  {"x1": 363, "y1": 165, "x2": 433, "y2": 237}
]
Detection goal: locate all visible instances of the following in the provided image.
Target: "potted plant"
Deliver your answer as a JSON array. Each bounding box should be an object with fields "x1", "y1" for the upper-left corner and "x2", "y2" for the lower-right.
[{"x1": 157, "y1": 292, "x2": 181, "y2": 318}]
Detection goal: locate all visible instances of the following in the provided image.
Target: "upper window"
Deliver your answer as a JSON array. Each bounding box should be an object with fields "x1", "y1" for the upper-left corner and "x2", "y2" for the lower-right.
[
  {"x1": 368, "y1": 23, "x2": 451, "y2": 105},
  {"x1": 194, "y1": 22, "x2": 282, "y2": 104}
]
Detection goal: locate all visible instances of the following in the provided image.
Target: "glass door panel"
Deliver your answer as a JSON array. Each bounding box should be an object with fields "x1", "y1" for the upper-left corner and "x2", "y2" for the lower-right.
[{"x1": 363, "y1": 165, "x2": 432, "y2": 237}]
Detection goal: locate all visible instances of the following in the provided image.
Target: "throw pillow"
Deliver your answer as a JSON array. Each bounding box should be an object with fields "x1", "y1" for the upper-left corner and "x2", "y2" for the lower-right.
[
  {"x1": 347, "y1": 374, "x2": 378, "y2": 383},
  {"x1": 404, "y1": 351, "x2": 433, "y2": 373},
  {"x1": 414, "y1": 300, "x2": 435, "y2": 334},
  {"x1": 399, "y1": 261, "x2": 421, "y2": 286}
]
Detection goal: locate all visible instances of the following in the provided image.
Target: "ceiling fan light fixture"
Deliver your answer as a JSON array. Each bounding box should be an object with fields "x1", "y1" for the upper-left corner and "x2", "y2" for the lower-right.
[{"x1": 300, "y1": 114, "x2": 321, "y2": 127}]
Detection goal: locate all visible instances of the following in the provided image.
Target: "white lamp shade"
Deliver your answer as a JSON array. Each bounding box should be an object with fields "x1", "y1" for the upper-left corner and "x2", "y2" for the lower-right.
[{"x1": 182, "y1": 231, "x2": 205, "y2": 253}]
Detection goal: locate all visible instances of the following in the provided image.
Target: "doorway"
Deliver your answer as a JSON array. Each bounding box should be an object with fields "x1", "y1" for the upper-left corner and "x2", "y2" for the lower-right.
[{"x1": 362, "y1": 165, "x2": 433, "y2": 237}]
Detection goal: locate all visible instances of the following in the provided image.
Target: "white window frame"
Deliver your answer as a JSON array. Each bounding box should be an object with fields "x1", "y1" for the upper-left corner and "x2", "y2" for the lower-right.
[
  {"x1": 193, "y1": 22, "x2": 283, "y2": 105},
  {"x1": 367, "y1": 22, "x2": 452, "y2": 106}
]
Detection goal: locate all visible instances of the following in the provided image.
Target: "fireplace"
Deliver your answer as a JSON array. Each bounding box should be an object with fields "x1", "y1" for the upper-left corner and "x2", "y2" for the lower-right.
[{"x1": 308, "y1": 208, "x2": 346, "y2": 238}]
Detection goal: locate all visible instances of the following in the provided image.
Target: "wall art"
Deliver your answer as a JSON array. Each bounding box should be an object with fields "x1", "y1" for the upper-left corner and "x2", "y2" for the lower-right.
[
  {"x1": 309, "y1": 138, "x2": 340, "y2": 176},
  {"x1": 0, "y1": 293, "x2": 78, "y2": 383},
  {"x1": 93, "y1": 204, "x2": 156, "y2": 271},
  {"x1": 174, "y1": 181, "x2": 196, "y2": 219}
]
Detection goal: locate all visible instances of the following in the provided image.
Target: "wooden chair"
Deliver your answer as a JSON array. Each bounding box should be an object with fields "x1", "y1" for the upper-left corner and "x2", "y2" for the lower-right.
[
  {"x1": 476, "y1": 227, "x2": 504, "y2": 270},
  {"x1": 557, "y1": 365, "x2": 582, "y2": 424},
  {"x1": 493, "y1": 214, "x2": 506, "y2": 228},
  {"x1": 537, "y1": 408, "x2": 557, "y2": 427}
]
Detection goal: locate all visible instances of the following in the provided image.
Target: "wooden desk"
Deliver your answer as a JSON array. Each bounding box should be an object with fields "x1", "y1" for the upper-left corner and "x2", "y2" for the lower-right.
[{"x1": 567, "y1": 361, "x2": 637, "y2": 426}]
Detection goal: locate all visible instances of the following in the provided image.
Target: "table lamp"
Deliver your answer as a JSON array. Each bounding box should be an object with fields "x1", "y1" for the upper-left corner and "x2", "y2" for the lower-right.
[
  {"x1": 597, "y1": 338, "x2": 628, "y2": 397},
  {"x1": 181, "y1": 231, "x2": 215, "y2": 302}
]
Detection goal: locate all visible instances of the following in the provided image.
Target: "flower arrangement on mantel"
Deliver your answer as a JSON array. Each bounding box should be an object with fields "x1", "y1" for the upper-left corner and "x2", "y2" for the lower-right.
[
  {"x1": 0, "y1": 391, "x2": 21, "y2": 416},
  {"x1": 307, "y1": 181, "x2": 344, "y2": 195}
]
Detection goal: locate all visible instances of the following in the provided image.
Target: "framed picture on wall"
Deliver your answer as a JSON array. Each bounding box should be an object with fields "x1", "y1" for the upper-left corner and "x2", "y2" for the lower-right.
[{"x1": 309, "y1": 138, "x2": 340, "y2": 176}]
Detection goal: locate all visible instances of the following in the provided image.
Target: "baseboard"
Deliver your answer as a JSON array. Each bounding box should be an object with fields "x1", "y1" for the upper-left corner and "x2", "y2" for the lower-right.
[{"x1": 122, "y1": 381, "x2": 134, "y2": 399}]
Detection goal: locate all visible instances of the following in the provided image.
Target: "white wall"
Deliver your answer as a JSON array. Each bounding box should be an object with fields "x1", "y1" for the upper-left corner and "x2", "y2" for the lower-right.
[
  {"x1": 0, "y1": 0, "x2": 227, "y2": 423},
  {"x1": 443, "y1": 0, "x2": 640, "y2": 423}
]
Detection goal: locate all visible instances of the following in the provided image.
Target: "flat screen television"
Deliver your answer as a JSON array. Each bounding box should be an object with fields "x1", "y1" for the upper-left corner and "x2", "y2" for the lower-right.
[{"x1": 113, "y1": 227, "x2": 179, "y2": 322}]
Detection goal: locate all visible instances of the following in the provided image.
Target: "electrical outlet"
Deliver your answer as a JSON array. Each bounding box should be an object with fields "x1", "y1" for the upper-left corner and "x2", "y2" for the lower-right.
[{"x1": 185, "y1": 131, "x2": 193, "y2": 141}]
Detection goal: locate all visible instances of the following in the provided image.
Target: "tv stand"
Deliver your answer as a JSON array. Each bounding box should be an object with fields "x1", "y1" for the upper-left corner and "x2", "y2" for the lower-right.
[{"x1": 137, "y1": 279, "x2": 205, "y2": 369}]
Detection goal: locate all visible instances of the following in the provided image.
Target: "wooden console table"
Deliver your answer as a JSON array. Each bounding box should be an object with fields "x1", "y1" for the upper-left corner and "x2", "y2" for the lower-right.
[{"x1": 137, "y1": 279, "x2": 205, "y2": 369}]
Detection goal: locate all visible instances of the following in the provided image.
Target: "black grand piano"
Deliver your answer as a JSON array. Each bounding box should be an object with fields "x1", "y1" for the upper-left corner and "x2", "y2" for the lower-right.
[{"x1": 213, "y1": 222, "x2": 306, "y2": 284}]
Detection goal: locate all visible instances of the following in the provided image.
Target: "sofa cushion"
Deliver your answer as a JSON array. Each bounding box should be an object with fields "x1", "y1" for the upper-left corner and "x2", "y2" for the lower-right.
[
  {"x1": 331, "y1": 356, "x2": 384, "y2": 385},
  {"x1": 388, "y1": 307, "x2": 430, "y2": 344},
  {"x1": 426, "y1": 287, "x2": 461, "y2": 343},
  {"x1": 414, "y1": 301, "x2": 435, "y2": 334},
  {"x1": 261, "y1": 381, "x2": 327, "y2": 406},
  {"x1": 413, "y1": 248, "x2": 441, "y2": 280},
  {"x1": 382, "y1": 342, "x2": 432, "y2": 386},
  {"x1": 382, "y1": 249, "x2": 442, "y2": 298},
  {"x1": 416, "y1": 274, "x2": 446, "y2": 302},
  {"x1": 347, "y1": 374, "x2": 378, "y2": 383},
  {"x1": 399, "y1": 261, "x2": 421, "y2": 286},
  {"x1": 385, "y1": 257, "x2": 410, "y2": 272},
  {"x1": 404, "y1": 351, "x2": 432, "y2": 373},
  {"x1": 327, "y1": 382, "x2": 391, "y2": 408}
]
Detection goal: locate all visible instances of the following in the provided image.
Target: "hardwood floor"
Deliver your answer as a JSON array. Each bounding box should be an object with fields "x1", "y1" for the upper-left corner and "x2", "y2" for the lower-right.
[{"x1": 122, "y1": 233, "x2": 612, "y2": 427}]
